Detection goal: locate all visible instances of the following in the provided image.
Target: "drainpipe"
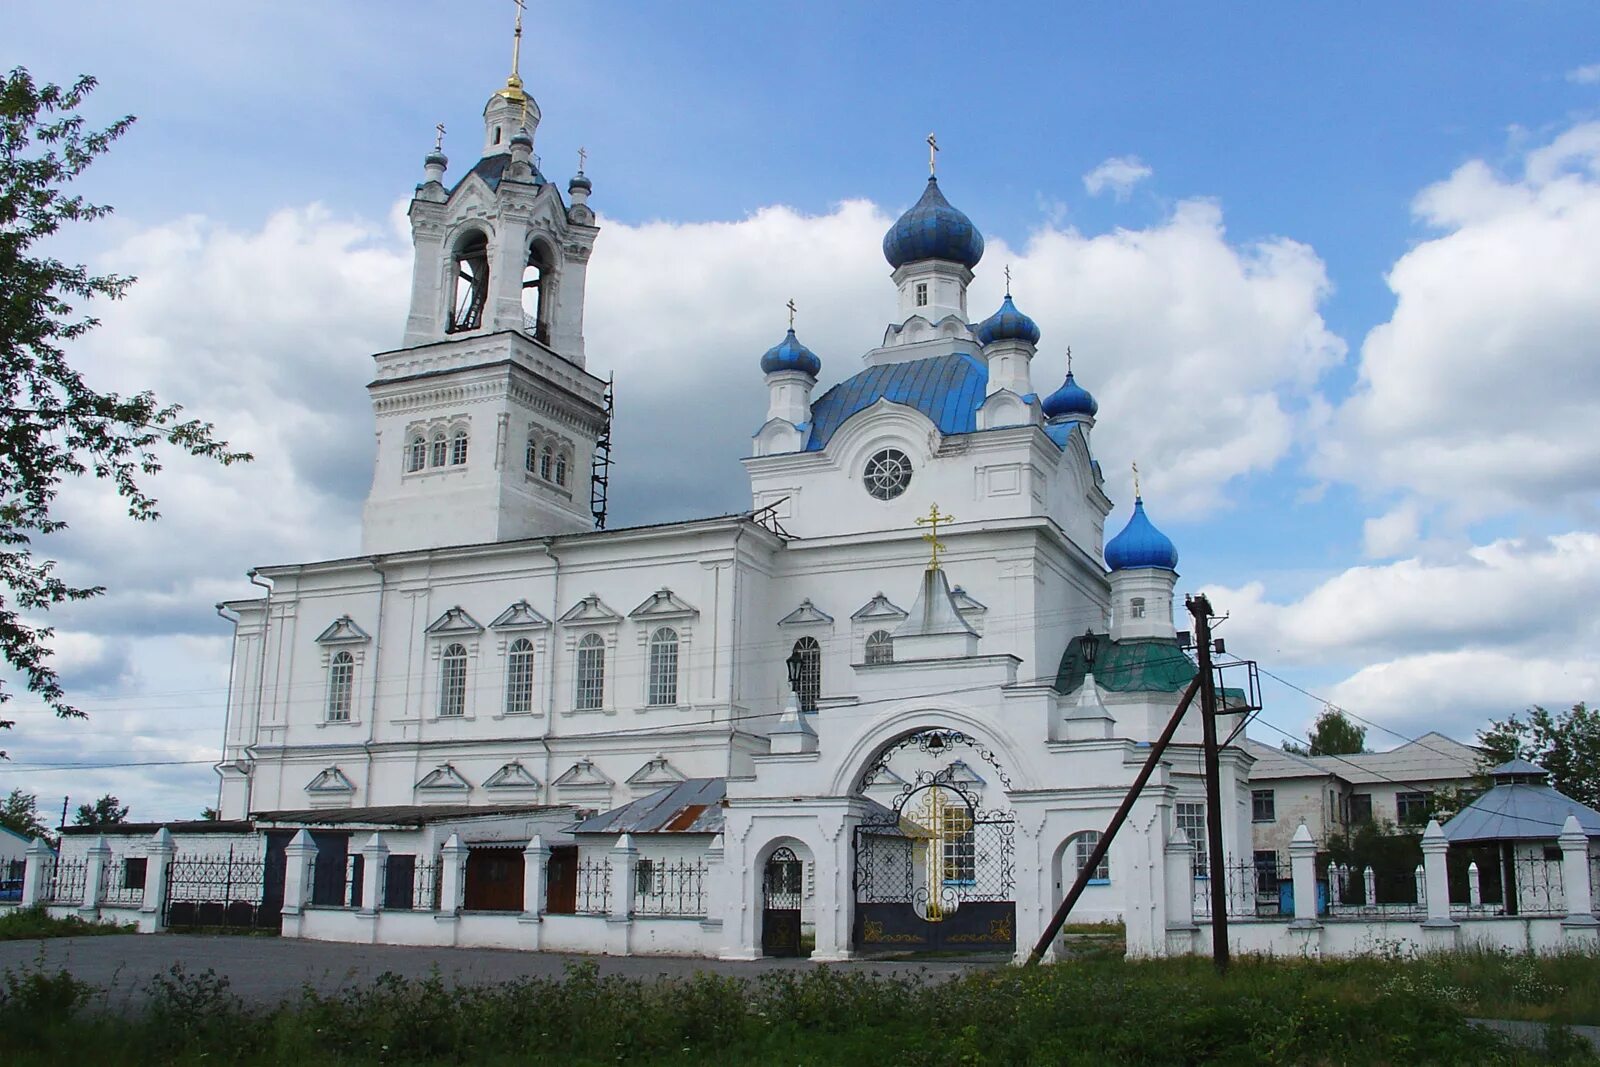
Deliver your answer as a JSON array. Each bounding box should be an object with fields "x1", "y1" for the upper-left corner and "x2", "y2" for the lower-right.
[
  {"x1": 726, "y1": 523, "x2": 745, "y2": 781},
  {"x1": 246, "y1": 570, "x2": 273, "y2": 805},
  {"x1": 364, "y1": 557, "x2": 387, "y2": 804},
  {"x1": 214, "y1": 603, "x2": 242, "y2": 817},
  {"x1": 540, "y1": 538, "x2": 562, "y2": 798}
]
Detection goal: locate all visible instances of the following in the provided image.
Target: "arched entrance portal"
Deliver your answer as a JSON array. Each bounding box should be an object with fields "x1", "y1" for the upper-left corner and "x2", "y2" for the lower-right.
[
  {"x1": 761, "y1": 847, "x2": 805, "y2": 957},
  {"x1": 852, "y1": 729, "x2": 1016, "y2": 953}
]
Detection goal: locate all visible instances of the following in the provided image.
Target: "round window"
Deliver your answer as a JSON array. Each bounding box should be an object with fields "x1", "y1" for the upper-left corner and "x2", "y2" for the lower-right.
[{"x1": 862, "y1": 448, "x2": 913, "y2": 500}]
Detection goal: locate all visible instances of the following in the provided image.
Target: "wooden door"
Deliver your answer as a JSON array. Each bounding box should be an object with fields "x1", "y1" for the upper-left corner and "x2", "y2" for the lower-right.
[
  {"x1": 546, "y1": 845, "x2": 578, "y2": 914},
  {"x1": 463, "y1": 848, "x2": 524, "y2": 912}
]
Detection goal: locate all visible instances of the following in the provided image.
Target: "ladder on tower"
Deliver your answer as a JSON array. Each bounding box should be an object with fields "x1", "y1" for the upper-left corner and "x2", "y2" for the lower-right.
[{"x1": 590, "y1": 375, "x2": 614, "y2": 529}]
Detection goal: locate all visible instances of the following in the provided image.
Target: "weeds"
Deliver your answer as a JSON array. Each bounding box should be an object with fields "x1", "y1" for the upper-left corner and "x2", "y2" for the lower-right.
[{"x1": 0, "y1": 905, "x2": 136, "y2": 940}]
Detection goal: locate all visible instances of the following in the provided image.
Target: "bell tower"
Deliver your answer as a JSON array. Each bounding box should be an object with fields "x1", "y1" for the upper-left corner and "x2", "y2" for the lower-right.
[{"x1": 361, "y1": 8, "x2": 609, "y2": 555}]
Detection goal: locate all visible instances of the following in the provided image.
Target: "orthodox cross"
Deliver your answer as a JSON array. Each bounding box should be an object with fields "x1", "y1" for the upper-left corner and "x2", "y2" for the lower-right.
[
  {"x1": 433, "y1": 123, "x2": 446, "y2": 153},
  {"x1": 786, "y1": 298, "x2": 797, "y2": 329},
  {"x1": 1132, "y1": 461, "x2": 1142, "y2": 498},
  {"x1": 510, "y1": 0, "x2": 526, "y2": 80},
  {"x1": 1004, "y1": 263, "x2": 1012, "y2": 296},
  {"x1": 927, "y1": 132, "x2": 939, "y2": 175},
  {"x1": 578, "y1": 145, "x2": 587, "y2": 173},
  {"x1": 916, "y1": 503, "x2": 954, "y2": 571},
  {"x1": 1066, "y1": 346, "x2": 1073, "y2": 374}
]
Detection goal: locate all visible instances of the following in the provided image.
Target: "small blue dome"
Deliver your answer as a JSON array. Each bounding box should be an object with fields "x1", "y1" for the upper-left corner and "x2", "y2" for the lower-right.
[
  {"x1": 760, "y1": 328, "x2": 822, "y2": 377},
  {"x1": 974, "y1": 295, "x2": 1041, "y2": 347},
  {"x1": 1105, "y1": 498, "x2": 1179, "y2": 571},
  {"x1": 510, "y1": 127, "x2": 533, "y2": 148},
  {"x1": 1042, "y1": 372, "x2": 1098, "y2": 418},
  {"x1": 882, "y1": 177, "x2": 985, "y2": 270}
]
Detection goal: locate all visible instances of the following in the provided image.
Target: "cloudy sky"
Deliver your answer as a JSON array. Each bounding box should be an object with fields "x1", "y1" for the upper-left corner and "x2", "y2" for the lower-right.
[{"x1": 4, "y1": 2, "x2": 1600, "y2": 820}]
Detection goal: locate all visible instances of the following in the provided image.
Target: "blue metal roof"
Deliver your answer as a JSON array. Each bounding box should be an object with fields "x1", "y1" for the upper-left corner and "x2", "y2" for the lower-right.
[
  {"x1": 1443, "y1": 781, "x2": 1600, "y2": 843},
  {"x1": 450, "y1": 153, "x2": 546, "y2": 196},
  {"x1": 805, "y1": 353, "x2": 987, "y2": 451},
  {"x1": 1043, "y1": 418, "x2": 1083, "y2": 449}
]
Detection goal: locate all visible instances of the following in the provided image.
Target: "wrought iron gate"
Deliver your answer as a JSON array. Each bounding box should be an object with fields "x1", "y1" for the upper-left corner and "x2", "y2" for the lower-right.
[
  {"x1": 761, "y1": 847, "x2": 804, "y2": 957},
  {"x1": 164, "y1": 848, "x2": 278, "y2": 932},
  {"x1": 853, "y1": 774, "x2": 1015, "y2": 952}
]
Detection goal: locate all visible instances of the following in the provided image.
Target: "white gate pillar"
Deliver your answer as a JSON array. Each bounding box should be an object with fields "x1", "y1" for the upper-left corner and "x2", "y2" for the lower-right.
[
  {"x1": 606, "y1": 833, "x2": 638, "y2": 955},
  {"x1": 1420, "y1": 819, "x2": 1459, "y2": 950},
  {"x1": 141, "y1": 828, "x2": 176, "y2": 930},
  {"x1": 1164, "y1": 825, "x2": 1197, "y2": 956},
  {"x1": 522, "y1": 834, "x2": 550, "y2": 918},
  {"x1": 359, "y1": 832, "x2": 389, "y2": 918},
  {"x1": 80, "y1": 835, "x2": 111, "y2": 917},
  {"x1": 1559, "y1": 815, "x2": 1599, "y2": 948},
  {"x1": 280, "y1": 829, "x2": 317, "y2": 938},
  {"x1": 438, "y1": 833, "x2": 468, "y2": 916},
  {"x1": 1287, "y1": 823, "x2": 1322, "y2": 957},
  {"x1": 21, "y1": 837, "x2": 54, "y2": 907}
]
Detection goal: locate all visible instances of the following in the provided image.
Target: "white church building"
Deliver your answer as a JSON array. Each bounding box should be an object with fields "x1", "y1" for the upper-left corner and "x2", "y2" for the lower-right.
[{"x1": 209, "y1": 29, "x2": 1258, "y2": 961}]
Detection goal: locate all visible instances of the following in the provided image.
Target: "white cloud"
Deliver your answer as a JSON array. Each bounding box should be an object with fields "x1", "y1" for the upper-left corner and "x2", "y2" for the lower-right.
[
  {"x1": 1316, "y1": 121, "x2": 1600, "y2": 522},
  {"x1": 1568, "y1": 63, "x2": 1600, "y2": 85},
  {"x1": 1204, "y1": 532, "x2": 1600, "y2": 737},
  {"x1": 1083, "y1": 155, "x2": 1154, "y2": 201},
  {"x1": 1361, "y1": 500, "x2": 1422, "y2": 558}
]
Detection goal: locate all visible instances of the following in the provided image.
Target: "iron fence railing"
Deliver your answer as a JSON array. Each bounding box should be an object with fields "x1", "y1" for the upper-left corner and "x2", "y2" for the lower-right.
[
  {"x1": 165, "y1": 849, "x2": 274, "y2": 930},
  {"x1": 310, "y1": 854, "x2": 363, "y2": 909},
  {"x1": 0, "y1": 859, "x2": 24, "y2": 902},
  {"x1": 45, "y1": 859, "x2": 85, "y2": 905},
  {"x1": 1326, "y1": 862, "x2": 1427, "y2": 919},
  {"x1": 98, "y1": 859, "x2": 145, "y2": 907},
  {"x1": 383, "y1": 857, "x2": 440, "y2": 912},
  {"x1": 1509, "y1": 856, "x2": 1565, "y2": 916},
  {"x1": 575, "y1": 859, "x2": 610, "y2": 915},
  {"x1": 631, "y1": 859, "x2": 708, "y2": 917},
  {"x1": 1192, "y1": 860, "x2": 1293, "y2": 919}
]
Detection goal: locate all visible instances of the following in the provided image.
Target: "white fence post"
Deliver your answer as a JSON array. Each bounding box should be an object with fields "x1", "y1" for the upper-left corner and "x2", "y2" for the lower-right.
[
  {"x1": 359, "y1": 832, "x2": 388, "y2": 916},
  {"x1": 21, "y1": 837, "x2": 54, "y2": 907},
  {"x1": 1419, "y1": 819, "x2": 1458, "y2": 949},
  {"x1": 280, "y1": 829, "x2": 317, "y2": 938},
  {"x1": 1467, "y1": 861, "x2": 1482, "y2": 908},
  {"x1": 1362, "y1": 866, "x2": 1376, "y2": 908},
  {"x1": 1559, "y1": 815, "x2": 1599, "y2": 947},
  {"x1": 142, "y1": 828, "x2": 176, "y2": 930},
  {"x1": 1289, "y1": 823, "x2": 1319, "y2": 925},
  {"x1": 80, "y1": 835, "x2": 110, "y2": 917},
  {"x1": 522, "y1": 834, "x2": 549, "y2": 918},
  {"x1": 606, "y1": 833, "x2": 638, "y2": 956},
  {"x1": 1163, "y1": 825, "x2": 1196, "y2": 955},
  {"x1": 438, "y1": 833, "x2": 468, "y2": 916}
]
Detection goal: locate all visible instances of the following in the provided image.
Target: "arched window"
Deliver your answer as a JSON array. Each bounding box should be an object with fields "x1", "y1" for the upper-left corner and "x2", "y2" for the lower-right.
[
  {"x1": 1071, "y1": 830, "x2": 1110, "y2": 883},
  {"x1": 406, "y1": 435, "x2": 427, "y2": 473},
  {"x1": 525, "y1": 436, "x2": 538, "y2": 473},
  {"x1": 864, "y1": 630, "x2": 894, "y2": 665},
  {"x1": 450, "y1": 430, "x2": 469, "y2": 466},
  {"x1": 792, "y1": 636, "x2": 821, "y2": 713},
  {"x1": 647, "y1": 627, "x2": 679, "y2": 707},
  {"x1": 504, "y1": 638, "x2": 534, "y2": 715},
  {"x1": 326, "y1": 651, "x2": 354, "y2": 723},
  {"x1": 575, "y1": 633, "x2": 605, "y2": 711},
  {"x1": 448, "y1": 230, "x2": 490, "y2": 333},
  {"x1": 554, "y1": 452, "x2": 568, "y2": 487},
  {"x1": 540, "y1": 447, "x2": 553, "y2": 480},
  {"x1": 522, "y1": 241, "x2": 556, "y2": 344},
  {"x1": 430, "y1": 432, "x2": 448, "y2": 468},
  {"x1": 439, "y1": 643, "x2": 468, "y2": 718}
]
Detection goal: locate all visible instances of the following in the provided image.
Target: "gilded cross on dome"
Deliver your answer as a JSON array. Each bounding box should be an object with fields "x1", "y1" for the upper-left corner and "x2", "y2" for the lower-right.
[{"x1": 915, "y1": 503, "x2": 954, "y2": 571}]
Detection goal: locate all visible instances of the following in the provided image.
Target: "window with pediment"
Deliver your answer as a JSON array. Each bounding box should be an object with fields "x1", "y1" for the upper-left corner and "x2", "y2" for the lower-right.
[
  {"x1": 575, "y1": 633, "x2": 605, "y2": 711},
  {"x1": 439, "y1": 643, "x2": 468, "y2": 717},
  {"x1": 647, "y1": 627, "x2": 678, "y2": 707},
  {"x1": 505, "y1": 638, "x2": 535, "y2": 715},
  {"x1": 326, "y1": 651, "x2": 354, "y2": 722}
]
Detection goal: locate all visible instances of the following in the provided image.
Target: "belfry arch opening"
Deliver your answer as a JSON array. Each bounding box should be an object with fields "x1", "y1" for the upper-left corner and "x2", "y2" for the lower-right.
[
  {"x1": 448, "y1": 230, "x2": 490, "y2": 333},
  {"x1": 522, "y1": 239, "x2": 557, "y2": 344}
]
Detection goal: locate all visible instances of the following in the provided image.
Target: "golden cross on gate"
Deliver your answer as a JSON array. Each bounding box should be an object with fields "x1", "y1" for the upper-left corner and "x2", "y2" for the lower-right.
[
  {"x1": 927, "y1": 132, "x2": 939, "y2": 175},
  {"x1": 916, "y1": 503, "x2": 954, "y2": 571}
]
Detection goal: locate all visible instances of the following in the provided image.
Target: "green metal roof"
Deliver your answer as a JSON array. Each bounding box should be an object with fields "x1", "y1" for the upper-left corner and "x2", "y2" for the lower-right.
[{"x1": 1054, "y1": 634, "x2": 1197, "y2": 695}]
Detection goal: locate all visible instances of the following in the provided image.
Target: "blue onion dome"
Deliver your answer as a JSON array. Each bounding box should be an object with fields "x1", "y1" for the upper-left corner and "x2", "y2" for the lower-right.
[
  {"x1": 509, "y1": 127, "x2": 533, "y2": 149},
  {"x1": 569, "y1": 171, "x2": 592, "y2": 193},
  {"x1": 760, "y1": 328, "x2": 822, "y2": 377},
  {"x1": 1105, "y1": 498, "x2": 1179, "y2": 571},
  {"x1": 1041, "y1": 371, "x2": 1098, "y2": 418},
  {"x1": 974, "y1": 294, "x2": 1041, "y2": 347},
  {"x1": 882, "y1": 177, "x2": 985, "y2": 270},
  {"x1": 424, "y1": 149, "x2": 448, "y2": 168}
]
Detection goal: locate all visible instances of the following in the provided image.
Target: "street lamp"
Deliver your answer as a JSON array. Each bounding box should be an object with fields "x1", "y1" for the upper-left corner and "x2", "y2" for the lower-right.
[
  {"x1": 785, "y1": 647, "x2": 804, "y2": 695},
  {"x1": 1080, "y1": 629, "x2": 1100, "y2": 670}
]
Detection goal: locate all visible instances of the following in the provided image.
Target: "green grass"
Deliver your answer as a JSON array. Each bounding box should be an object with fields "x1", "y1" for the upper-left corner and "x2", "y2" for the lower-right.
[
  {"x1": 0, "y1": 906, "x2": 135, "y2": 941},
  {"x1": 0, "y1": 949, "x2": 1595, "y2": 1065}
]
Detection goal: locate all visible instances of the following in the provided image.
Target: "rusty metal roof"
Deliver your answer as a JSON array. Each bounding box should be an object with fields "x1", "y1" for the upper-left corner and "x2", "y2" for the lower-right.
[
  {"x1": 252, "y1": 804, "x2": 570, "y2": 829},
  {"x1": 571, "y1": 779, "x2": 725, "y2": 835}
]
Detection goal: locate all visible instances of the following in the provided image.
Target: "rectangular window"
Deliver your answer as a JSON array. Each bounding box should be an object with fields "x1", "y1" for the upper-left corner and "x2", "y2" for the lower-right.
[
  {"x1": 1252, "y1": 849, "x2": 1280, "y2": 897},
  {"x1": 123, "y1": 857, "x2": 147, "y2": 890},
  {"x1": 1395, "y1": 791, "x2": 1430, "y2": 825},
  {"x1": 1251, "y1": 789, "x2": 1276, "y2": 823},
  {"x1": 1176, "y1": 802, "x2": 1207, "y2": 874},
  {"x1": 941, "y1": 805, "x2": 975, "y2": 885},
  {"x1": 915, "y1": 282, "x2": 928, "y2": 307},
  {"x1": 1130, "y1": 597, "x2": 1146, "y2": 619},
  {"x1": 1349, "y1": 793, "x2": 1373, "y2": 824},
  {"x1": 1076, "y1": 831, "x2": 1110, "y2": 883}
]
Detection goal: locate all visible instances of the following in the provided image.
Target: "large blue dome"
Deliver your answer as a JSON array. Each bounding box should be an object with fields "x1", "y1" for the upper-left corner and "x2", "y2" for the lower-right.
[
  {"x1": 882, "y1": 177, "x2": 985, "y2": 270},
  {"x1": 1105, "y1": 498, "x2": 1179, "y2": 571},
  {"x1": 760, "y1": 328, "x2": 822, "y2": 377},
  {"x1": 974, "y1": 294, "x2": 1041, "y2": 346},
  {"x1": 1041, "y1": 371, "x2": 1098, "y2": 418}
]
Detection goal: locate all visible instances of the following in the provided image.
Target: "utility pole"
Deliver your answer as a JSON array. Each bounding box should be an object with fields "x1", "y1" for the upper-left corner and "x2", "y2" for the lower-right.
[
  {"x1": 59, "y1": 795, "x2": 69, "y2": 833},
  {"x1": 1187, "y1": 594, "x2": 1229, "y2": 973}
]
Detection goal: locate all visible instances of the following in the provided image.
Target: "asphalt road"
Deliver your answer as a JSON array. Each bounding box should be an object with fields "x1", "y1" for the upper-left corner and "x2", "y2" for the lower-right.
[{"x1": 0, "y1": 934, "x2": 989, "y2": 1009}]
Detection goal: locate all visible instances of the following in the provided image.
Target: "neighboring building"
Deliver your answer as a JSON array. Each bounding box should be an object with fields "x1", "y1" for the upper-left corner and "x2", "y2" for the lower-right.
[
  {"x1": 0, "y1": 825, "x2": 29, "y2": 865},
  {"x1": 205, "y1": 23, "x2": 1260, "y2": 960},
  {"x1": 1246, "y1": 732, "x2": 1483, "y2": 857}
]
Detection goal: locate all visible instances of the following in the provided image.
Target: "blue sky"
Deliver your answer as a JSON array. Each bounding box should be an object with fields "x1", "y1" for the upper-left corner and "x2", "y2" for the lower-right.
[{"x1": 4, "y1": 1, "x2": 1600, "y2": 818}]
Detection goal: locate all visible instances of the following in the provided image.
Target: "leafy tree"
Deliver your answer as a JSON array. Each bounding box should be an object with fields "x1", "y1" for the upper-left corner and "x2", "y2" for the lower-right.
[
  {"x1": 1282, "y1": 706, "x2": 1367, "y2": 757},
  {"x1": 0, "y1": 69, "x2": 249, "y2": 751},
  {"x1": 200, "y1": 806, "x2": 219, "y2": 821},
  {"x1": 0, "y1": 786, "x2": 48, "y2": 838},
  {"x1": 73, "y1": 792, "x2": 127, "y2": 827},
  {"x1": 1478, "y1": 702, "x2": 1600, "y2": 809}
]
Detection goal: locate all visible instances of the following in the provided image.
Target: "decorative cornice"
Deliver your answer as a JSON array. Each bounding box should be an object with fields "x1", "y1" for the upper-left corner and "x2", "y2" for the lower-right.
[{"x1": 314, "y1": 615, "x2": 371, "y2": 645}]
